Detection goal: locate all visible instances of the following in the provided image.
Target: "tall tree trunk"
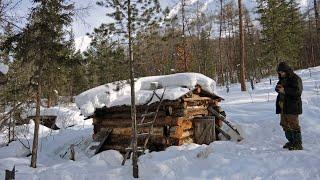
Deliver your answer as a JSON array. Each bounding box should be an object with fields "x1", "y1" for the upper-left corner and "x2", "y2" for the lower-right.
[
  {"x1": 127, "y1": 0, "x2": 138, "y2": 178},
  {"x1": 308, "y1": 11, "x2": 316, "y2": 67},
  {"x1": 315, "y1": 0, "x2": 319, "y2": 34},
  {"x1": 30, "y1": 81, "x2": 41, "y2": 168},
  {"x1": 238, "y1": 0, "x2": 247, "y2": 91},
  {"x1": 315, "y1": 0, "x2": 320, "y2": 65},
  {"x1": 181, "y1": 0, "x2": 187, "y2": 71},
  {"x1": 218, "y1": 0, "x2": 224, "y2": 85}
]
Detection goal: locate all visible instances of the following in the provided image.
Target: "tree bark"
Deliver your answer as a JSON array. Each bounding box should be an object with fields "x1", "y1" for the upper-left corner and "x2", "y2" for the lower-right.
[
  {"x1": 238, "y1": 0, "x2": 247, "y2": 91},
  {"x1": 218, "y1": 0, "x2": 224, "y2": 85},
  {"x1": 127, "y1": 0, "x2": 138, "y2": 178},
  {"x1": 30, "y1": 82, "x2": 41, "y2": 168},
  {"x1": 181, "y1": 0, "x2": 188, "y2": 71},
  {"x1": 315, "y1": 0, "x2": 319, "y2": 34}
]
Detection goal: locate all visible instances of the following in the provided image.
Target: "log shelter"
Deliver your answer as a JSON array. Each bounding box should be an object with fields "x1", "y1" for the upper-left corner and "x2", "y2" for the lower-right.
[{"x1": 89, "y1": 85, "x2": 221, "y2": 154}]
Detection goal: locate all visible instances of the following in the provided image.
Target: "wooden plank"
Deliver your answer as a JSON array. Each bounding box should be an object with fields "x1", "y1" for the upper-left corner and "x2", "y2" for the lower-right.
[
  {"x1": 94, "y1": 128, "x2": 113, "y2": 154},
  {"x1": 216, "y1": 126, "x2": 231, "y2": 140},
  {"x1": 193, "y1": 117, "x2": 215, "y2": 144},
  {"x1": 198, "y1": 122, "x2": 214, "y2": 144}
]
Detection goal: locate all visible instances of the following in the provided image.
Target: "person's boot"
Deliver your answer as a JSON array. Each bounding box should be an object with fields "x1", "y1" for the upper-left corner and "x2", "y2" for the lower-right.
[
  {"x1": 283, "y1": 131, "x2": 293, "y2": 149},
  {"x1": 289, "y1": 131, "x2": 303, "y2": 151}
]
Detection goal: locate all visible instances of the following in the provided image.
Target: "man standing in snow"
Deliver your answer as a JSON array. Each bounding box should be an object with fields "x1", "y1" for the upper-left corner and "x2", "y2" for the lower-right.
[{"x1": 275, "y1": 62, "x2": 303, "y2": 150}]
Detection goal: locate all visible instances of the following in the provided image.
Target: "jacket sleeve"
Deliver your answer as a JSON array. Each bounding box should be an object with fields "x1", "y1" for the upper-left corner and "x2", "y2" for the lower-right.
[
  {"x1": 284, "y1": 76, "x2": 302, "y2": 97},
  {"x1": 275, "y1": 80, "x2": 282, "y2": 92}
]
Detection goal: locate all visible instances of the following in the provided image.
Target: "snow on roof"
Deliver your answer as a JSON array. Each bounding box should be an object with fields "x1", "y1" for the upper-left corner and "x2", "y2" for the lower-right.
[
  {"x1": 0, "y1": 63, "x2": 9, "y2": 75},
  {"x1": 75, "y1": 73, "x2": 217, "y2": 117}
]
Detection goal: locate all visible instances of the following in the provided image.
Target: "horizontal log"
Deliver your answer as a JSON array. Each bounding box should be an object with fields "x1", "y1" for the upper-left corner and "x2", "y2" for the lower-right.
[
  {"x1": 184, "y1": 101, "x2": 210, "y2": 108},
  {"x1": 27, "y1": 115, "x2": 57, "y2": 120},
  {"x1": 170, "y1": 128, "x2": 193, "y2": 139},
  {"x1": 164, "y1": 116, "x2": 193, "y2": 126},
  {"x1": 95, "y1": 100, "x2": 181, "y2": 114},
  {"x1": 107, "y1": 134, "x2": 166, "y2": 144},
  {"x1": 169, "y1": 122, "x2": 192, "y2": 133},
  {"x1": 169, "y1": 126, "x2": 192, "y2": 138},
  {"x1": 96, "y1": 111, "x2": 167, "y2": 119},
  {"x1": 173, "y1": 108, "x2": 209, "y2": 117},
  {"x1": 111, "y1": 127, "x2": 164, "y2": 136},
  {"x1": 182, "y1": 97, "x2": 212, "y2": 102},
  {"x1": 99, "y1": 117, "x2": 170, "y2": 127}
]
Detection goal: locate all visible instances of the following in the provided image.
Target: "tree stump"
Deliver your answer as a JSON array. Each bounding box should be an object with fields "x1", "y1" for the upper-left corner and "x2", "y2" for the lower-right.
[
  {"x1": 5, "y1": 166, "x2": 15, "y2": 180},
  {"x1": 69, "y1": 144, "x2": 75, "y2": 161}
]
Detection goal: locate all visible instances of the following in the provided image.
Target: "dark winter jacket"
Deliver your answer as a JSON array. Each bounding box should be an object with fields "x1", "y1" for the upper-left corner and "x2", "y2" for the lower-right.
[{"x1": 275, "y1": 63, "x2": 303, "y2": 115}]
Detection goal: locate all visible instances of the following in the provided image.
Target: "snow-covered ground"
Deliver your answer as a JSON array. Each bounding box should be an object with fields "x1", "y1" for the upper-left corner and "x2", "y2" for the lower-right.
[
  {"x1": 1, "y1": 66, "x2": 320, "y2": 179},
  {"x1": 0, "y1": 63, "x2": 9, "y2": 75}
]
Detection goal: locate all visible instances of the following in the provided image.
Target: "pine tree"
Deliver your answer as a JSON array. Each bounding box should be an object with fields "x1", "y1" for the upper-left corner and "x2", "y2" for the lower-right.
[
  {"x1": 13, "y1": 0, "x2": 74, "y2": 168},
  {"x1": 96, "y1": 0, "x2": 160, "y2": 178},
  {"x1": 85, "y1": 27, "x2": 128, "y2": 86},
  {"x1": 257, "y1": 0, "x2": 303, "y2": 69}
]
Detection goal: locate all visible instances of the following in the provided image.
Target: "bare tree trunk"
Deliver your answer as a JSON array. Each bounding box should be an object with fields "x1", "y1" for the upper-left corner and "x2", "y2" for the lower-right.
[
  {"x1": 8, "y1": 116, "x2": 11, "y2": 144},
  {"x1": 218, "y1": 0, "x2": 224, "y2": 85},
  {"x1": 315, "y1": 0, "x2": 320, "y2": 65},
  {"x1": 315, "y1": 0, "x2": 319, "y2": 34},
  {"x1": 308, "y1": 11, "x2": 316, "y2": 67},
  {"x1": 30, "y1": 82, "x2": 41, "y2": 168},
  {"x1": 181, "y1": 0, "x2": 188, "y2": 71},
  {"x1": 238, "y1": 0, "x2": 247, "y2": 91},
  {"x1": 127, "y1": 0, "x2": 138, "y2": 178}
]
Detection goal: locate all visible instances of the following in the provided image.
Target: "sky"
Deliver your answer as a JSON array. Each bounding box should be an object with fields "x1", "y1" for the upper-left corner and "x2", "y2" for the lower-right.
[
  {"x1": 13, "y1": 0, "x2": 310, "y2": 38},
  {"x1": 13, "y1": 0, "x2": 309, "y2": 51}
]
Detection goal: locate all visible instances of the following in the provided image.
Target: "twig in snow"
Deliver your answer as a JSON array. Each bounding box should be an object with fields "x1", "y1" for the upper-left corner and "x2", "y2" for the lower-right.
[{"x1": 13, "y1": 133, "x2": 30, "y2": 150}]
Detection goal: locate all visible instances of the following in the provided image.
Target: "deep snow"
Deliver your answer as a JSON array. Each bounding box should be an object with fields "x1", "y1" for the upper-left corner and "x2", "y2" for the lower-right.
[
  {"x1": 1, "y1": 67, "x2": 320, "y2": 180},
  {"x1": 75, "y1": 73, "x2": 217, "y2": 117}
]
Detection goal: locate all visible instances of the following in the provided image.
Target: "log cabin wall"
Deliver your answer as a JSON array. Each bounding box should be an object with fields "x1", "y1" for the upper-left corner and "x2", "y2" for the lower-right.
[{"x1": 92, "y1": 88, "x2": 215, "y2": 153}]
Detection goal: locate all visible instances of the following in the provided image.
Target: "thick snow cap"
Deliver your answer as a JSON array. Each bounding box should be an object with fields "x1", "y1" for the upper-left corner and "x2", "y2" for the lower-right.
[{"x1": 75, "y1": 73, "x2": 218, "y2": 117}]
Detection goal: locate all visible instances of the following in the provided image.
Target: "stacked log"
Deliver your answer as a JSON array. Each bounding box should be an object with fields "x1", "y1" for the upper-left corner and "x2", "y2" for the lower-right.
[{"x1": 92, "y1": 89, "x2": 214, "y2": 153}]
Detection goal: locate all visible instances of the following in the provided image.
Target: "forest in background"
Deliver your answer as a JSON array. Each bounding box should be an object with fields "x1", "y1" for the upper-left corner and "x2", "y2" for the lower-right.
[{"x1": 0, "y1": 0, "x2": 318, "y2": 118}]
